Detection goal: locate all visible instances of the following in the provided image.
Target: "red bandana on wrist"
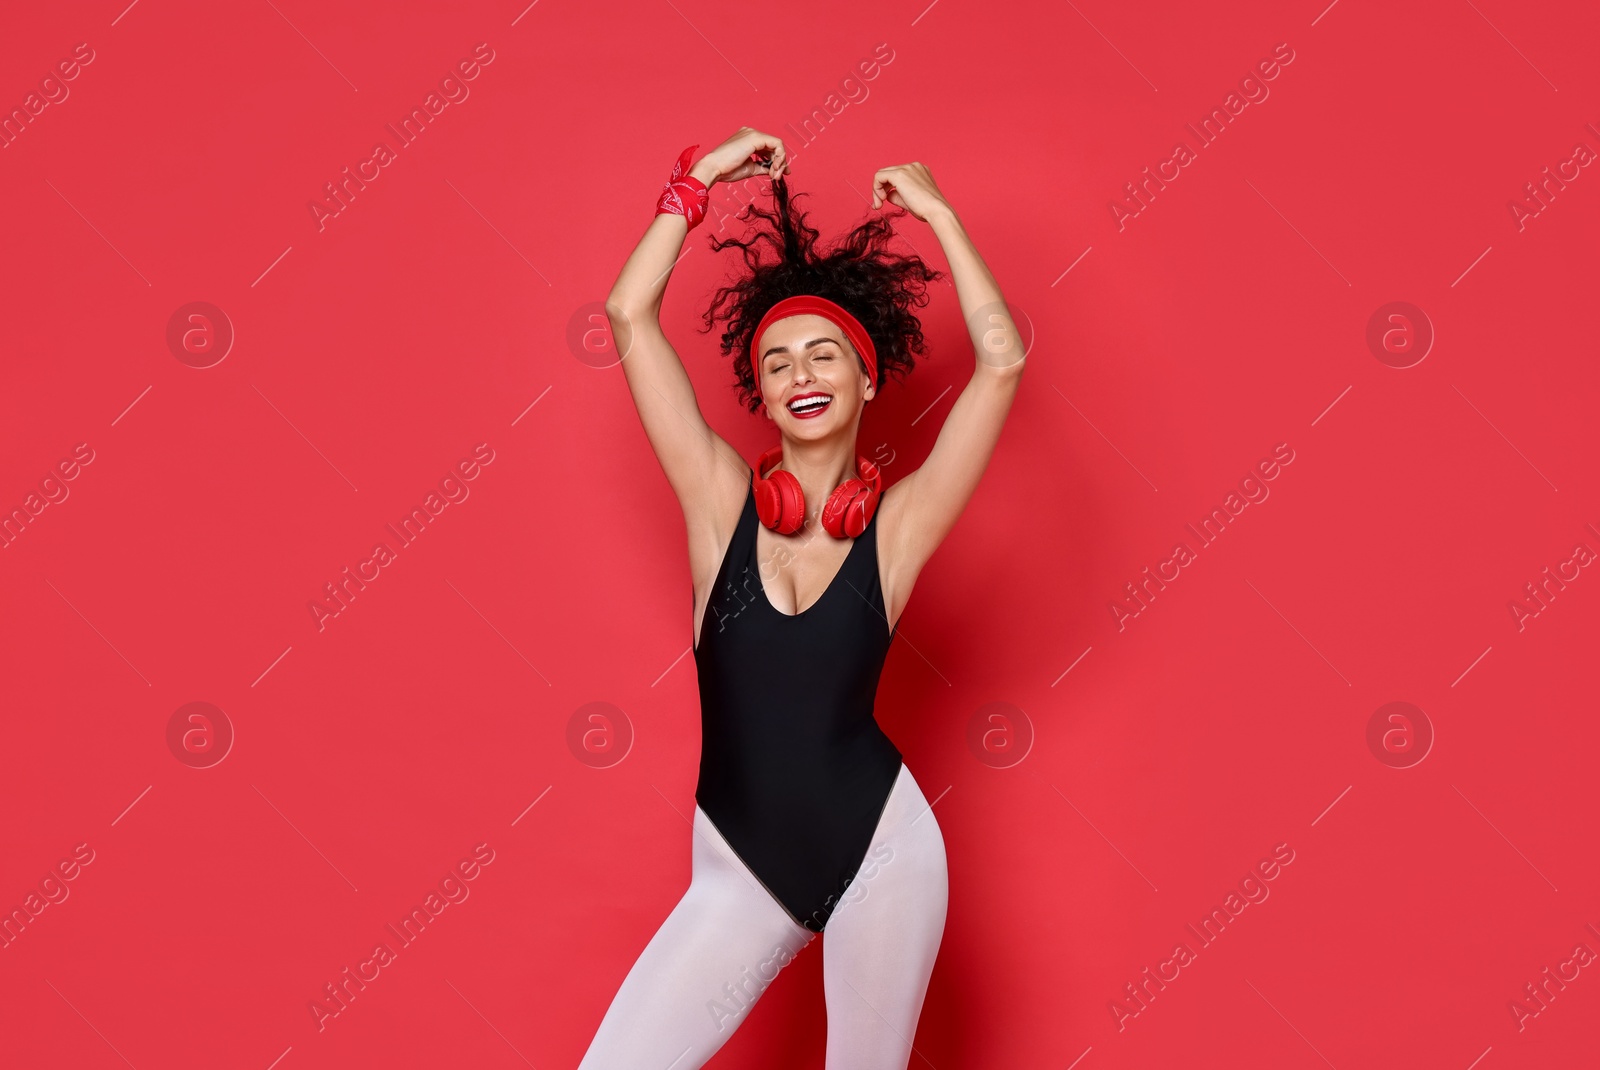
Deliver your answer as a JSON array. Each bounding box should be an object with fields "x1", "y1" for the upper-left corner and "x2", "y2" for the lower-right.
[{"x1": 656, "y1": 144, "x2": 709, "y2": 229}]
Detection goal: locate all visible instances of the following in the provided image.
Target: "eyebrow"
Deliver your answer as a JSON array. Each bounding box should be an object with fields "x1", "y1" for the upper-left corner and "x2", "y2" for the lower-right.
[{"x1": 760, "y1": 336, "x2": 843, "y2": 364}]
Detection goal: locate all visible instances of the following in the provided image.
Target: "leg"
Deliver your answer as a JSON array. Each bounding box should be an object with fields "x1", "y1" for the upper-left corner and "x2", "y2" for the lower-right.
[
  {"x1": 821, "y1": 764, "x2": 949, "y2": 1069},
  {"x1": 577, "y1": 805, "x2": 816, "y2": 1070}
]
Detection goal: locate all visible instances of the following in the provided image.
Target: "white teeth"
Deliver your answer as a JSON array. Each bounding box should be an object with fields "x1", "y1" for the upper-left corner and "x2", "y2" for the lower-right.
[{"x1": 788, "y1": 396, "x2": 831, "y2": 413}]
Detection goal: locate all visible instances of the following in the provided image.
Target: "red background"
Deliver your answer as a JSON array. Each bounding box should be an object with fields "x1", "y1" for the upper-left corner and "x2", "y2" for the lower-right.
[{"x1": 3, "y1": 0, "x2": 1597, "y2": 1067}]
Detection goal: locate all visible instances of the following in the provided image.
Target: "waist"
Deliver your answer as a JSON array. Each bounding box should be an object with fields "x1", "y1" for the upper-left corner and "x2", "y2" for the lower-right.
[{"x1": 696, "y1": 720, "x2": 903, "y2": 804}]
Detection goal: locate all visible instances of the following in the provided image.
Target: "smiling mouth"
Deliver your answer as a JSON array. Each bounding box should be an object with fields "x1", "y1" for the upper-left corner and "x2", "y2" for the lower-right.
[{"x1": 787, "y1": 394, "x2": 833, "y2": 418}]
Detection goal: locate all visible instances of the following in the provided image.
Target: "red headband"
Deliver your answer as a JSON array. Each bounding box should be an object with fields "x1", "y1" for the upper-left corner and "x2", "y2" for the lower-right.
[{"x1": 750, "y1": 295, "x2": 878, "y2": 388}]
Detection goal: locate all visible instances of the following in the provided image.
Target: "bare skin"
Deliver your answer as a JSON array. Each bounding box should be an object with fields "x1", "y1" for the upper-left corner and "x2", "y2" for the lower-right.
[{"x1": 606, "y1": 126, "x2": 1025, "y2": 650}]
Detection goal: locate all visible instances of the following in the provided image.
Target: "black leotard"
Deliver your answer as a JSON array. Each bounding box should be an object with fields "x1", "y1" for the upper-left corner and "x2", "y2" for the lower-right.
[{"x1": 693, "y1": 469, "x2": 903, "y2": 933}]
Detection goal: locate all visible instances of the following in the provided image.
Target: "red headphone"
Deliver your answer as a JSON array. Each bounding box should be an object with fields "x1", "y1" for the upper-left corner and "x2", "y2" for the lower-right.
[{"x1": 753, "y1": 444, "x2": 883, "y2": 539}]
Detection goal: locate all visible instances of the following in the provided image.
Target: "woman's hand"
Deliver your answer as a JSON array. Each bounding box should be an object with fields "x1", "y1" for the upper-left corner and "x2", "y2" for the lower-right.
[
  {"x1": 870, "y1": 162, "x2": 953, "y2": 224},
  {"x1": 688, "y1": 127, "x2": 790, "y2": 186}
]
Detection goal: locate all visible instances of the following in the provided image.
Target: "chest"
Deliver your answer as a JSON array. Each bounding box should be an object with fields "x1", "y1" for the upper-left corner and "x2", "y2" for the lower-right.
[{"x1": 753, "y1": 524, "x2": 860, "y2": 616}]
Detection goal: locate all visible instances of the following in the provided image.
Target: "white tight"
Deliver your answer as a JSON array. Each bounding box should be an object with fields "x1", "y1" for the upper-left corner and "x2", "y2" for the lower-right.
[{"x1": 576, "y1": 763, "x2": 948, "y2": 1069}]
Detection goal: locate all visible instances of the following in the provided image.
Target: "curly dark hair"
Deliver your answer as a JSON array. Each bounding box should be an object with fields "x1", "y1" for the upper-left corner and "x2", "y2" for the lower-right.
[{"x1": 697, "y1": 174, "x2": 944, "y2": 415}]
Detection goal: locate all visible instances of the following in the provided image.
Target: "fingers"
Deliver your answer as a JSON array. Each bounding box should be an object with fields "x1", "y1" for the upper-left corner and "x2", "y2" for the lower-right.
[
  {"x1": 709, "y1": 126, "x2": 799, "y2": 184},
  {"x1": 731, "y1": 157, "x2": 777, "y2": 183},
  {"x1": 871, "y1": 164, "x2": 903, "y2": 206},
  {"x1": 760, "y1": 145, "x2": 788, "y2": 180},
  {"x1": 738, "y1": 128, "x2": 788, "y2": 178},
  {"x1": 871, "y1": 171, "x2": 896, "y2": 209}
]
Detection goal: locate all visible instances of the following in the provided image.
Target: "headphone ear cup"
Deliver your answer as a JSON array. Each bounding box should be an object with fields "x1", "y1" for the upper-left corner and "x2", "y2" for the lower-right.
[
  {"x1": 766, "y1": 468, "x2": 807, "y2": 535},
  {"x1": 854, "y1": 455, "x2": 883, "y2": 534},
  {"x1": 754, "y1": 476, "x2": 780, "y2": 531},
  {"x1": 846, "y1": 482, "x2": 877, "y2": 538},
  {"x1": 854, "y1": 482, "x2": 880, "y2": 535},
  {"x1": 822, "y1": 479, "x2": 869, "y2": 538}
]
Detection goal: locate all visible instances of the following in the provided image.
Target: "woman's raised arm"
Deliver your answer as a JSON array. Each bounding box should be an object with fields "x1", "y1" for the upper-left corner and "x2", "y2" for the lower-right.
[
  {"x1": 870, "y1": 163, "x2": 1026, "y2": 594},
  {"x1": 604, "y1": 130, "x2": 791, "y2": 513}
]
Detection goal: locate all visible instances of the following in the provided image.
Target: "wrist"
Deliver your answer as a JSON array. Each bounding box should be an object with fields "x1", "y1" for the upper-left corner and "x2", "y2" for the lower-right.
[{"x1": 688, "y1": 160, "x2": 719, "y2": 187}]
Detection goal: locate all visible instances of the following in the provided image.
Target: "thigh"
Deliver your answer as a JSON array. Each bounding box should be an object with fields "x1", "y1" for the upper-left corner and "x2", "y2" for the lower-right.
[
  {"x1": 577, "y1": 806, "x2": 816, "y2": 1070},
  {"x1": 821, "y1": 764, "x2": 949, "y2": 1070}
]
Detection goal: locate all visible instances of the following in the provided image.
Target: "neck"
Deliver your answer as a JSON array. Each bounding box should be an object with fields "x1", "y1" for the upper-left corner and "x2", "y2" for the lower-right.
[{"x1": 773, "y1": 440, "x2": 859, "y2": 524}]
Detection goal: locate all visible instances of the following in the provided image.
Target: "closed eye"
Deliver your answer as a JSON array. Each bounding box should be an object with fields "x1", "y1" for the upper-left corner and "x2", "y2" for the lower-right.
[{"x1": 764, "y1": 341, "x2": 841, "y2": 375}]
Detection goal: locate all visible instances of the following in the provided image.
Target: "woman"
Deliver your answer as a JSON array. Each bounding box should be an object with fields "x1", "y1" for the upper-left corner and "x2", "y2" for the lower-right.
[{"x1": 581, "y1": 126, "x2": 1023, "y2": 1068}]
